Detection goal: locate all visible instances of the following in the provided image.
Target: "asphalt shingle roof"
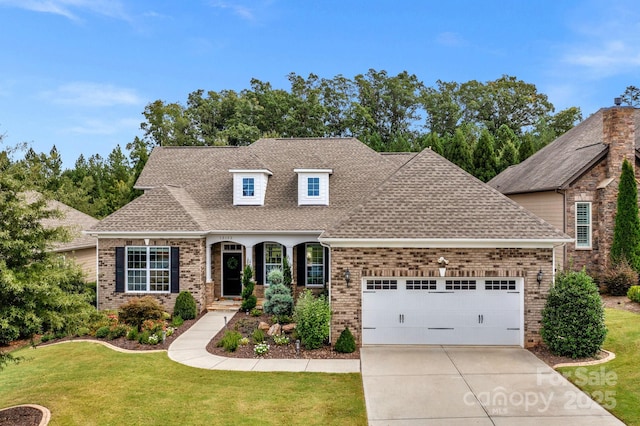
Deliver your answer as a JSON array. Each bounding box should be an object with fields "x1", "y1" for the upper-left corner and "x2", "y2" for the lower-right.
[
  {"x1": 321, "y1": 148, "x2": 567, "y2": 240},
  {"x1": 489, "y1": 108, "x2": 640, "y2": 194}
]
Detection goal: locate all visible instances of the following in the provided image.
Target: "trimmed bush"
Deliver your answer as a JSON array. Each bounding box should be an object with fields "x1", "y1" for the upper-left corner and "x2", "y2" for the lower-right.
[
  {"x1": 602, "y1": 260, "x2": 638, "y2": 296},
  {"x1": 541, "y1": 270, "x2": 607, "y2": 358},
  {"x1": 119, "y1": 297, "x2": 164, "y2": 331},
  {"x1": 628, "y1": 285, "x2": 640, "y2": 303},
  {"x1": 293, "y1": 290, "x2": 331, "y2": 350},
  {"x1": 217, "y1": 330, "x2": 242, "y2": 352},
  {"x1": 95, "y1": 326, "x2": 110, "y2": 339},
  {"x1": 611, "y1": 159, "x2": 640, "y2": 271},
  {"x1": 171, "y1": 315, "x2": 184, "y2": 327},
  {"x1": 173, "y1": 291, "x2": 197, "y2": 320},
  {"x1": 263, "y1": 282, "x2": 293, "y2": 316},
  {"x1": 241, "y1": 264, "x2": 257, "y2": 311},
  {"x1": 126, "y1": 328, "x2": 138, "y2": 341},
  {"x1": 334, "y1": 327, "x2": 356, "y2": 353},
  {"x1": 108, "y1": 324, "x2": 128, "y2": 339},
  {"x1": 282, "y1": 256, "x2": 293, "y2": 290}
]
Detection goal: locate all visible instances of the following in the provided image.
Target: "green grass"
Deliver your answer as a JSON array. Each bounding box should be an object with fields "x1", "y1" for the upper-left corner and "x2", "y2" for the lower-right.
[
  {"x1": 557, "y1": 308, "x2": 640, "y2": 425},
  {"x1": 0, "y1": 342, "x2": 366, "y2": 425}
]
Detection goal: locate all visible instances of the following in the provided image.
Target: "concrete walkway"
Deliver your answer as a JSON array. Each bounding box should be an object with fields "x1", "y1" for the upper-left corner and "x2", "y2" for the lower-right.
[
  {"x1": 167, "y1": 310, "x2": 360, "y2": 373},
  {"x1": 361, "y1": 346, "x2": 624, "y2": 425}
]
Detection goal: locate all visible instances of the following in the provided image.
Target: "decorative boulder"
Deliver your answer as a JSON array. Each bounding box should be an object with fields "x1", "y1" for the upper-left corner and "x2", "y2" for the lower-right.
[
  {"x1": 282, "y1": 323, "x2": 296, "y2": 333},
  {"x1": 268, "y1": 323, "x2": 282, "y2": 336},
  {"x1": 259, "y1": 321, "x2": 270, "y2": 331}
]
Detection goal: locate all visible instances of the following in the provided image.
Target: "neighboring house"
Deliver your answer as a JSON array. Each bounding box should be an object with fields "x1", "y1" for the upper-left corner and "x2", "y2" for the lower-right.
[
  {"x1": 27, "y1": 193, "x2": 99, "y2": 281},
  {"x1": 88, "y1": 138, "x2": 569, "y2": 348},
  {"x1": 489, "y1": 104, "x2": 638, "y2": 276}
]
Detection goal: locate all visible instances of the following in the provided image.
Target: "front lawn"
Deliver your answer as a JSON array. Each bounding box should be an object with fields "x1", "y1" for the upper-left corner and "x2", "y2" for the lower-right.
[
  {"x1": 557, "y1": 308, "x2": 640, "y2": 425},
  {"x1": 0, "y1": 343, "x2": 366, "y2": 425}
]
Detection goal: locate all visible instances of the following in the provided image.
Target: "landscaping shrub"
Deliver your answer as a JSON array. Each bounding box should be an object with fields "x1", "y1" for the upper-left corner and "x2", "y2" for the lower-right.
[
  {"x1": 250, "y1": 308, "x2": 262, "y2": 317},
  {"x1": 75, "y1": 327, "x2": 90, "y2": 337},
  {"x1": 602, "y1": 259, "x2": 638, "y2": 296},
  {"x1": 628, "y1": 285, "x2": 640, "y2": 303},
  {"x1": 119, "y1": 297, "x2": 164, "y2": 331},
  {"x1": 241, "y1": 264, "x2": 257, "y2": 311},
  {"x1": 293, "y1": 290, "x2": 331, "y2": 350},
  {"x1": 263, "y1": 279, "x2": 294, "y2": 316},
  {"x1": 541, "y1": 270, "x2": 607, "y2": 358},
  {"x1": 611, "y1": 159, "x2": 640, "y2": 271},
  {"x1": 108, "y1": 324, "x2": 128, "y2": 339},
  {"x1": 217, "y1": 330, "x2": 242, "y2": 352},
  {"x1": 252, "y1": 328, "x2": 265, "y2": 344},
  {"x1": 273, "y1": 334, "x2": 290, "y2": 345},
  {"x1": 126, "y1": 328, "x2": 138, "y2": 341},
  {"x1": 173, "y1": 291, "x2": 197, "y2": 320},
  {"x1": 335, "y1": 327, "x2": 356, "y2": 353},
  {"x1": 171, "y1": 315, "x2": 184, "y2": 327},
  {"x1": 95, "y1": 326, "x2": 110, "y2": 339},
  {"x1": 138, "y1": 331, "x2": 150, "y2": 344},
  {"x1": 282, "y1": 256, "x2": 293, "y2": 290}
]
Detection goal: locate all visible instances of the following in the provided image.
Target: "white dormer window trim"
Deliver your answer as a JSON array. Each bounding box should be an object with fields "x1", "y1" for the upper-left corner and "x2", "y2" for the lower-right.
[
  {"x1": 229, "y1": 169, "x2": 272, "y2": 206},
  {"x1": 294, "y1": 168, "x2": 332, "y2": 206}
]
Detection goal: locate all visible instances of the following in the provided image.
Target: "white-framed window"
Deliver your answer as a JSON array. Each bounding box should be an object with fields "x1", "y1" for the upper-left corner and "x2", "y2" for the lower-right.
[
  {"x1": 307, "y1": 177, "x2": 320, "y2": 197},
  {"x1": 242, "y1": 177, "x2": 255, "y2": 197},
  {"x1": 575, "y1": 202, "x2": 592, "y2": 249},
  {"x1": 264, "y1": 243, "x2": 283, "y2": 285},
  {"x1": 305, "y1": 243, "x2": 324, "y2": 286},
  {"x1": 126, "y1": 246, "x2": 170, "y2": 293}
]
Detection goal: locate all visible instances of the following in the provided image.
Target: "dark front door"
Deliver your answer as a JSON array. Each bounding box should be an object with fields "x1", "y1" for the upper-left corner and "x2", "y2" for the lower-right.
[{"x1": 222, "y1": 252, "x2": 242, "y2": 296}]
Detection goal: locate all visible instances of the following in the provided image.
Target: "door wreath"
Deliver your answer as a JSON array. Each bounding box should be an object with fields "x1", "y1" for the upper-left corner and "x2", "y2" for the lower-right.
[{"x1": 226, "y1": 256, "x2": 239, "y2": 270}]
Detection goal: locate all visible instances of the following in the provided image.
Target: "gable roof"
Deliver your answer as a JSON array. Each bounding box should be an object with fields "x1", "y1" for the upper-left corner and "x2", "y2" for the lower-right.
[
  {"x1": 488, "y1": 108, "x2": 640, "y2": 194},
  {"x1": 92, "y1": 138, "x2": 409, "y2": 233},
  {"x1": 320, "y1": 148, "x2": 569, "y2": 243}
]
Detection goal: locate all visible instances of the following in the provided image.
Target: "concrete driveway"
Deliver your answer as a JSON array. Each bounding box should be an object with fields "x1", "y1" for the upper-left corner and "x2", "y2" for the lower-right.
[{"x1": 361, "y1": 346, "x2": 624, "y2": 425}]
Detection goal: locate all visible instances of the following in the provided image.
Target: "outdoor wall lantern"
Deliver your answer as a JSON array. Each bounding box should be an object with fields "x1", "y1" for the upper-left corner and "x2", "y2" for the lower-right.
[
  {"x1": 537, "y1": 269, "x2": 543, "y2": 286},
  {"x1": 344, "y1": 268, "x2": 351, "y2": 287},
  {"x1": 437, "y1": 256, "x2": 449, "y2": 277}
]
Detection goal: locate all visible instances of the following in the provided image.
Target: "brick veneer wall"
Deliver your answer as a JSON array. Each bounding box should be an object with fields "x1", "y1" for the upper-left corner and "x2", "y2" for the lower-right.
[
  {"x1": 98, "y1": 238, "x2": 206, "y2": 312},
  {"x1": 330, "y1": 246, "x2": 553, "y2": 348}
]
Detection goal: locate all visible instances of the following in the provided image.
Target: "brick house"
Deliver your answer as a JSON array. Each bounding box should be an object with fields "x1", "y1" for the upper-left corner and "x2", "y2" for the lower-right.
[
  {"x1": 489, "y1": 104, "x2": 639, "y2": 276},
  {"x1": 88, "y1": 138, "x2": 569, "y2": 348}
]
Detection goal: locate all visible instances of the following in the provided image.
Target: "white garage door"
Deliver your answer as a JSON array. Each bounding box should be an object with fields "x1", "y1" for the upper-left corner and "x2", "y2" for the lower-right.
[{"x1": 362, "y1": 277, "x2": 523, "y2": 346}]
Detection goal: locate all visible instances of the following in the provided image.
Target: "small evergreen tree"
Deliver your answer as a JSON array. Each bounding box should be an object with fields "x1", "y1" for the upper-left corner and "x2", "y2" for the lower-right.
[
  {"x1": 173, "y1": 291, "x2": 197, "y2": 320},
  {"x1": 497, "y1": 139, "x2": 518, "y2": 173},
  {"x1": 518, "y1": 134, "x2": 535, "y2": 161},
  {"x1": 445, "y1": 128, "x2": 472, "y2": 172},
  {"x1": 472, "y1": 129, "x2": 497, "y2": 182},
  {"x1": 240, "y1": 264, "x2": 257, "y2": 311},
  {"x1": 263, "y1": 270, "x2": 293, "y2": 316},
  {"x1": 335, "y1": 327, "x2": 356, "y2": 353},
  {"x1": 282, "y1": 256, "x2": 293, "y2": 290},
  {"x1": 610, "y1": 159, "x2": 640, "y2": 271}
]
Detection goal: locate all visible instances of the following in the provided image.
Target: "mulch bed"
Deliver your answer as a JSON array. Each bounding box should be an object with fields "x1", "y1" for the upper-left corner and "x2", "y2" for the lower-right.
[
  {"x1": 0, "y1": 406, "x2": 42, "y2": 426},
  {"x1": 206, "y1": 311, "x2": 359, "y2": 359}
]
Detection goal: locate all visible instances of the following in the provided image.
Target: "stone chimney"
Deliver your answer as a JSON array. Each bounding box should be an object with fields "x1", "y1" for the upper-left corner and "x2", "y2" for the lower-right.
[{"x1": 603, "y1": 104, "x2": 636, "y2": 178}]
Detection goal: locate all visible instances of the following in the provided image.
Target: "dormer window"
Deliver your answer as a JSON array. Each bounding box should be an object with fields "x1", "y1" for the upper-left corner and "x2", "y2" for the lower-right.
[
  {"x1": 230, "y1": 169, "x2": 272, "y2": 205},
  {"x1": 295, "y1": 169, "x2": 332, "y2": 206}
]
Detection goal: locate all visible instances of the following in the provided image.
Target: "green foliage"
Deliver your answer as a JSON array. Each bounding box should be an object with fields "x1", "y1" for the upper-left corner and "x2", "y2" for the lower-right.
[
  {"x1": 611, "y1": 159, "x2": 640, "y2": 271},
  {"x1": 627, "y1": 286, "x2": 640, "y2": 303},
  {"x1": 334, "y1": 327, "x2": 356, "y2": 353},
  {"x1": 263, "y1": 282, "x2": 294, "y2": 316},
  {"x1": 293, "y1": 290, "x2": 332, "y2": 350},
  {"x1": 444, "y1": 128, "x2": 473, "y2": 172},
  {"x1": 118, "y1": 297, "x2": 164, "y2": 331},
  {"x1": 95, "y1": 326, "x2": 110, "y2": 339},
  {"x1": 252, "y1": 328, "x2": 265, "y2": 344},
  {"x1": 472, "y1": 129, "x2": 497, "y2": 182},
  {"x1": 267, "y1": 269, "x2": 284, "y2": 286},
  {"x1": 126, "y1": 328, "x2": 138, "y2": 341},
  {"x1": 109, "y1": 324, "x2": 128, "y2": 339},
  {"x1": 171, "y1": 315, "x2": 184, "y2": 327},
  {"x1": 217, "y1": 330, "x2": 242, "y2": 352},
  {"x1": 138, "y1": 331, "x2": 151, "y2": 344},
  {"x1": 173, "y1": 291, "x2": 197, "y2": 320},
  {"x1": 620, "y1": 85, "x2": 640, "y2": 107},
  {"x1": 254, "y1": 342, "x2": 269, "y2": 356},
  {"x1": 602, "y1": 260, "x2": 638, "y2": 296},
  {"x1": 250, "y1": 308, "x2": 262, "y2": 317},
  {"x1": 541, "y1": 270, "x2": 607, "y2": 358},
  {"x1": 240, "y1": 265, "x2": 257, "y2": 311},
  {"x1": 273, "y1": 334, "x2": 290, "y2": 345},
  {"x1": 282, "y1": 256, "x2": 293, "y2": 289},
  {"x1": 0, "y1": 351, "x2": 21, "y2": 372}
]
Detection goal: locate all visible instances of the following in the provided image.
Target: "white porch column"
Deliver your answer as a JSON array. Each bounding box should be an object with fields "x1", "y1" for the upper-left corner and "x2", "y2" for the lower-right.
[
  {"x1": 245, "y1": 244, "x2": 254, "y2": 268},
  {"x1": 205, "y1": 243, "x2": 212, "y2": 282},
  {"x1": 285, "y1": 244, "x2": 294, "y2": 266}
]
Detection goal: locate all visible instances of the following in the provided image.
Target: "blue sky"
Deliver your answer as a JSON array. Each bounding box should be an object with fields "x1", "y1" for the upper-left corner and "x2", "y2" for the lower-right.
[{"x1": 0, "y1": 0, "x2": 638, "y2": 168}]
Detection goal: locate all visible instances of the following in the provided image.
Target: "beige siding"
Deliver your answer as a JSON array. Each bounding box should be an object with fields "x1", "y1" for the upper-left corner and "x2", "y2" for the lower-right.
[
  {"x1": 508, "y1": 191, "x2": 566, "y2": 271},
  {"x1": 59, "y1": 247, "x2": 97, "y2": 282}
]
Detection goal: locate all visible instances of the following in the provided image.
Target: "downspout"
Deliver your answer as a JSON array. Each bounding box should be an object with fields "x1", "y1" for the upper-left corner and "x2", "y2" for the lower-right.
[
  {"x1": 319, "y1": 240, "x2": 332, "y2": 343},
  {"x1": 557, "y1": 187, "x2": 567, "y2": 271}
]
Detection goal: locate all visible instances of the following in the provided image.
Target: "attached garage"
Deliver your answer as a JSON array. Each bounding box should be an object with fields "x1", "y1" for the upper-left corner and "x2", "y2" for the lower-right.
[{"x1": 361, "y1": 277, "x2": 523, "y2": 346}]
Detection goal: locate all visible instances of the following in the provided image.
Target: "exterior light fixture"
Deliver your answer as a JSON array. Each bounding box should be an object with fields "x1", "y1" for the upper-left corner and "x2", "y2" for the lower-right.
[
  {"x1": 537, "y1": 269, "x2": 543, "y2": 286},
  {"x1": 344, "y1": 269, "x2": 351, "y2": 287},
  {"x1": 437, "y1": 257, "x2": 449, "y2": 277}
]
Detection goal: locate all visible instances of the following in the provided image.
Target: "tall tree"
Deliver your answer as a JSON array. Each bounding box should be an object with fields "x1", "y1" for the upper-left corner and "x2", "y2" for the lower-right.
[
  {"x1": 445, "y1": 128, "x2": 473, "y2": 172},
  {"x1": 497, "y1": 139, "x2": 519, "y2": 173},
  {"x1": 472, "y1": 129, "x2": 498, "y2": 182},
  {"x1": 620, "y1": 85, "x2": 640, "y2": 107},
  {"x1": 611, "y1": 159, "x2": 640, "y2": 270}
]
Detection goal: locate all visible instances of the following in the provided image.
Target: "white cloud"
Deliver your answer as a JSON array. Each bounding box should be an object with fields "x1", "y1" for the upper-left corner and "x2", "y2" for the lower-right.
[
  {"x1": 66, "y1": 117, "x2": 139, "y2": 135},
  {"x1": 0, "y1": 0, "x2": 129, "y2": 21},
  {"x1": 209, "y1": 1, "x2": 256, "y2": 22},
  {"x1": 436, "y1": 32, "x2": 466, "y2": 47},
  {"x1": 41, "y1": 82, "x2": 142, "y2": 107}
]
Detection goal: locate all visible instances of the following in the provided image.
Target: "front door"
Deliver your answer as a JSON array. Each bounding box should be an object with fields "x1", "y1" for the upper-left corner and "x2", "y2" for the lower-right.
[{"x1": 222, "y1": 252, "x2": 242, "y2": 296}]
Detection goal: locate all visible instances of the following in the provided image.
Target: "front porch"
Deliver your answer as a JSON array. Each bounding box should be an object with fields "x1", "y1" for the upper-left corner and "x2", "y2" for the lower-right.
[{"x1": 203, "y1": 233, "x2": 329, "y2": 307}]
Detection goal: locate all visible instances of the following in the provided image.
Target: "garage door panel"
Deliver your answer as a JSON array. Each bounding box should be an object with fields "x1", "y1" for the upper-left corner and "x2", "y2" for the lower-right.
[{"x1": 361, "y1": 277, "x2": 522, "y2": 346}]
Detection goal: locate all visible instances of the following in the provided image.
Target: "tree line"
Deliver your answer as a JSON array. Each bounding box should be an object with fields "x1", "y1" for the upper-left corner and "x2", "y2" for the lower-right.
[{"x1": 3, "y1": 70, "x2": 590, "y2": 219}]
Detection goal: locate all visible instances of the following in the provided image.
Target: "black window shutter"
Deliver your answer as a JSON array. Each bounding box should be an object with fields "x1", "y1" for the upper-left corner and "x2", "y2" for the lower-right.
[
  {"x1": 297, "y1": 244, "x2": 306, "y2": 286},
  {"x1": 255, "y1": 243, "x2": 264, "y2": 285},
  {"x1": 324, "y1": 247, "x2": 330, "y2": 286},
  {"x1": 115, "y1": 247, "x2": 125, "y2": 293},
  {"x1": 170, "y1": 247, "x2": 180, "y2": 293}
]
